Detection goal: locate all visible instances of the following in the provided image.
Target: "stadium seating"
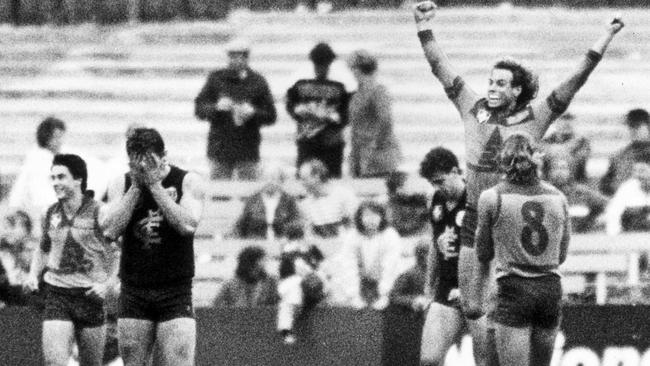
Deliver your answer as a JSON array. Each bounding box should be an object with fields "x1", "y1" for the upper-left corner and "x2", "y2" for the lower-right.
[{"x1": 1, "y1": 7, "x2": 650, "y2": 185}]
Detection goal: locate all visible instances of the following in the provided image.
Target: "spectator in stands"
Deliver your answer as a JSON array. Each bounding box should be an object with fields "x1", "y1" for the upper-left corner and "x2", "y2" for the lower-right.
[
  {"x1": 388, "y1": 240, "x2": 429, "y2": 311},
  {"x1": 8, "y1": 117, "x2": 66, "y2": 231},
  {"x1": 0, "y1": 210, "x2": 37, "y2": 306},
  {"x1": 277, "y1": 227, "x2": 326, "y2": 344},
  {"x1": 542, "y1": 112, "x2": 591, "y2": 184},
  {"x1": 213, "y1": 246, "x2": 279, "y2": 307},
  {"x1": 600, "y1": 108, "x2": 650, "y2": 196},
  {"x1": 542, "y1": 155, "x2": 608, "y2": 233},
  {"x1": 298, "y1": 158, "x2": 358, "y2": 239},
  {"x1": 605, "y1": 161, "x2": 650, "y2": 236},
  {"x1": 286, "y1": 43, "x2": 352, "y2": 178},
  {"x1": 233, "y1": 164, "x2": 303, "y2": 240},
  {"x1": 342, "y1": 201, "x2": 402, "y2": 310},
  {"x1": 195, "y1": 38, "x2": 277, "y2": 180},
  {"x1": 385, "y1": 171, "x2": 430, "y2": 237},
  {"x1": 347, "y1": 49, "x2": 401, "y2": 178},
  {"x1": 8, "y1": 117, "x2": 108, "y2": 231}
]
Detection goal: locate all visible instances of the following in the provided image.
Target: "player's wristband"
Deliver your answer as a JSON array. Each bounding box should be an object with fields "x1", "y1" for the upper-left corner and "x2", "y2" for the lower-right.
[
  {"x1": 417, "y1": 29, "x2": 434, "y2": 44},
  {"x1": 586, "y1": 49, "x2": 603, "y2": 63}
]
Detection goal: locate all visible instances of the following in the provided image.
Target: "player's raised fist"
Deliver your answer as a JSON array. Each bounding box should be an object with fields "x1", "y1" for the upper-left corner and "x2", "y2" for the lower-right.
[
  {"x1": 413, "y1": 1, "x2": 437, "y2": 23},
  {"x1": 607, "y1": 15, "x2": 624, "y2": 34}
]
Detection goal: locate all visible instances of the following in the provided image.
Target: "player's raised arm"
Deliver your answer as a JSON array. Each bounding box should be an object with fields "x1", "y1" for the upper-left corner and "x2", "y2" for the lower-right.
[
  {"x1": 540, "y1": 16, "x2": 625, "y2": 118},
  {"x1": 413, "y1": 1, "x2": 459, "y2": 90}
]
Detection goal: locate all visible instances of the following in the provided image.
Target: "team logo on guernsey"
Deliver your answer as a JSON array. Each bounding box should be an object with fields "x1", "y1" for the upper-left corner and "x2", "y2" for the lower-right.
[
  {"x1": 455, "y1": 210, "x2": 465, "y2": 227},
  {"x1": 134, "y1": 209, "x2": 163, "y2": 249},
  {"x1": 166, "y1": 187, "x2": 178, "y2": 201},
  {"x1": 50, "y1": 213, "x2": 62, "y2": 228},
  {"x1": 432, "y1": 205, "x2": 443, "y2": 222},
  {"x1": 476, "y1": 108, "x2": 491, "y2": 124}
]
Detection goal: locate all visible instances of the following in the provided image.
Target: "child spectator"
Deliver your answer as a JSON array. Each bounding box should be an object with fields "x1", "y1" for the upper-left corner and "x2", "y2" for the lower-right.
[
  {"x1": 213, "y1": 246, "x2": 279, "y2": 307},
  {"x1": 276, "y1": 225, "x2": 326, "y2": 345},
  {"x1": 342, "y1": 201, "x2": 403, "y2": 310}
]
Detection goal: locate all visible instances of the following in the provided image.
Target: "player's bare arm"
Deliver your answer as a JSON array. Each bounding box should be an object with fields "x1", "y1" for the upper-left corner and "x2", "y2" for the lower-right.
[
  {"x1": 413, "y1": 1, "x2": 459, "y2": 89},
  {"x1": 142, "y1": 154, "x2": 204, "y2": 236},
  {"x1": 99, "y1": 163, "x2": 143, "y2": 239},
  {"x1": 423, "y1": 237, "x2": 439, "y2": 299},
  {"x1": 464, "y1": 190, "x2": 495, "y2": 318},
  {"x1": 539, "y1": 15, "x2": 625, "y2": 118}
]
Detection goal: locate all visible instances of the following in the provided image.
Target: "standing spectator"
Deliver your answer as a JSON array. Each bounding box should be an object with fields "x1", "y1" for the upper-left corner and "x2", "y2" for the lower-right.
[
  {"x1": 388, "y1": 240, "x2": 429, "y2": 311},
  {"x1": 213, "y1": 246, "x2": 279, "y2": 307},
  {"x1": 600, "y1": 108, "x2": 650, "y2": 196},
  {"x1": 343, "y1": 201, "x2": 402, "y2": 310},
  {"x1": 25, "y1": 154, "x2": 120, "y2": 366},
  {"x1": 542, "y1": 113, "x2": 591, "y2": 184},
  {"x1": 347, "y1": 49, "x2": 401, "y2": 178},
  {"x1": 195, "y1": 39, "x2": 277, "y2": 180},
  {"x1": 542, "y1": 155, "x2": 608, "y2": 233},
  {"x1": 8, "y1": 117, "x2": 66, "y2": 231},
  {"x1": 605, "y1": 161, "x2": 650, "y2": 236},
  {"x1": 233, "y1": 164, "x2": 302, "y2": 240},
  {"x1": 100, "y1": 128, "x2": 204, "y2": 366},
  {"x1": 286, "y1": 43, "x2": 352, "y2": 178},
  {"x1": 298, "y1": 159, "x2": 358, "y2": 240}
]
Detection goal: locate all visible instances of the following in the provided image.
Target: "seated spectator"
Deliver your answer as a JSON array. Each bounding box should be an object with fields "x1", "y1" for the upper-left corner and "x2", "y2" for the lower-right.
[
  {"x1": 600, "y1": 108, "x2": 650, "y2": 196},
  {"x1": 341, "y1": 201, "x2": 402, "y2": 310},
  {"x1": 542, "y1": 112, "x2": 591, "y2": 184},
  {"x1": 388, "y1": 240, "x2": 430, "y2": 312},
  {"x1": 0, "y1": 210, "x2": 38, "y2": 306},
  {"x1": 542, "y1": 155, "x2": 608, "y2": 233},
  {"x1": 277, "y1": 227, "x2": 326, "y2": 344},
  {"x1": 298, "y1": 158, "x2": 358, "y2": 239},
  {"x1": 213, "y1": 246, "x2": 279, "y2": 307},
  {"x1": 233, "y1": 164, "x2": 302, "y2": 240},
  {"x1": 385, "y1": 171, "x2": 431, "y2": 237},
  {"x1": 605, "y1": 161, "x2": 650, "y2": 236}
]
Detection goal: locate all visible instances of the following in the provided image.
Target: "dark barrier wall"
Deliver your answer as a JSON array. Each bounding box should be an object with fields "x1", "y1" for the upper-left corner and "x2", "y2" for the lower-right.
[
  {"x1": 2, "y1": 305, "x2": 650, "y2": 366},
  {"x1": 2, "y1": 0, "x2": 649, "y2": 25}
]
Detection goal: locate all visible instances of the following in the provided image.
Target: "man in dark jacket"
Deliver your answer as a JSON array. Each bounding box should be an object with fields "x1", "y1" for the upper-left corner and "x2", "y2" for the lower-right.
[
  {"x1": 195, "y1": 39, "x2": 277, "y2": 180},
  {"x1": 286, "y1": 43, "x2": 351, "y2": 178}
]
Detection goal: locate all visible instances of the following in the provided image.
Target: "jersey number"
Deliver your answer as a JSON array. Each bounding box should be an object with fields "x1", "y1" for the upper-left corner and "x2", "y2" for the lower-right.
[{"x1": 520, "y1": 201, "x2": 548, "y2": 256}]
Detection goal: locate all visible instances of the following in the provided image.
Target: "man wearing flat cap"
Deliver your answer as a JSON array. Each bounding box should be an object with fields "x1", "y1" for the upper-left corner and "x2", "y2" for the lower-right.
[
  {"x1": 195, "y1": 38, "x2": 277, "y2": 180},
  {"x1": 286, "y1": 42, "x2": 353, "y2": 178}
]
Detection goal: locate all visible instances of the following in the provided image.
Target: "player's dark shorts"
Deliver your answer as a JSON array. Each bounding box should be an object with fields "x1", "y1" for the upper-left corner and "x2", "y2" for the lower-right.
[
  {"x1": 118, "y1": 283, "x2": 194, "y2": 322},
  {"x1": 489, "y1": 274, "x2": 562, "y2": 329},
  {"x1": 460, "y1": 205, "x2": 478, "y2": 248},
  {"x1": 43, "y1": 282, "x2": 106, "y2": 328}
]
